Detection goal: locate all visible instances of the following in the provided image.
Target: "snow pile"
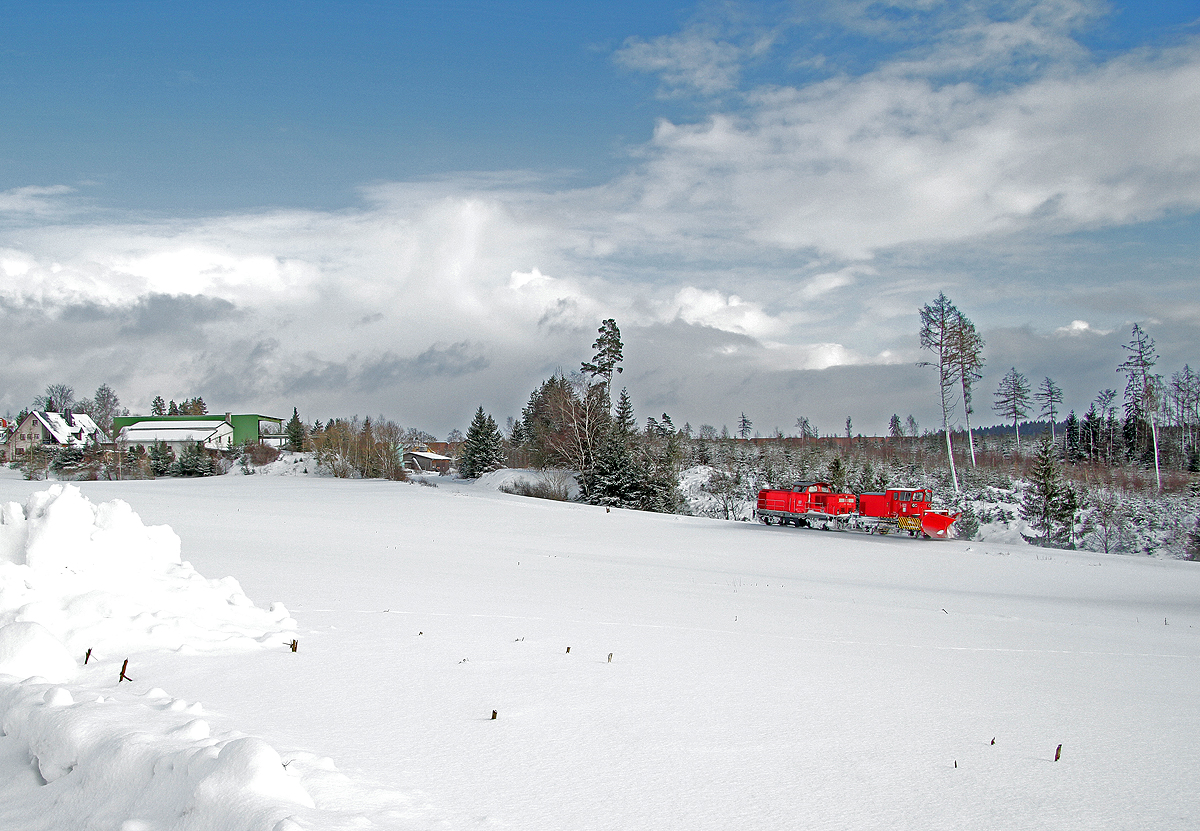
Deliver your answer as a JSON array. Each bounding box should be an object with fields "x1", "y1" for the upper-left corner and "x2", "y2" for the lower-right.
[
  {"x1": 252, "y1": 452, "x2": 319, "y2": 477},
  {"x1": 0, "y1": 679, "x2": 344, "y2": 830},
  {"x1": 0, "y1": 484, "x2": 295, "y2": 659},
  {"x1": 0, "y1": 485, "x2": 386, "y2": 830},
  {"x1": 476, "y1": 467, "x2": 580, "y2": 499}
]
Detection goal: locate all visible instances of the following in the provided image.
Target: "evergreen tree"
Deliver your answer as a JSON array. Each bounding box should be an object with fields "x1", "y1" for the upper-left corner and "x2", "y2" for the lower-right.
[
  {"x1": 50, "y1": 443, "x2": 87, "y2": 477},
  {"x1": 1064, "y1": 410, "x2": 1081, "y2": 462},
  {"x1": 614, "y1": 388, "x2": 637, "y2": 437},
  {"x1": 1034, "y1": 377, "x2": 1064, "y2": 444},
  {"x1": 1117, "y1": 323, "x2": 1162, "y2": 487},
  {"x1": 580, "y1": 318, "x2": 624, "y2": 400},
  {"x1": 459, "y1": 407, "x2": 505, "y2": 479},
  {"x1": 148, "y1": 441, "x2": 174, "y2": 476},
  {"x1": 737, "y1": 413, "x2": 753, "y2": 440},
  {"x1": 151, "y1": 396, "x2": 166, "y2": 416},
  {"x1": 286, "y1": 407, "x2": 305, "y2": 452},
  {"x1": 173, "y1": 442, "x2": 212, "y2": 476},
  {"x1": 993, "y1": 367, "x2": 1032, "y2": 449},
  {"x1": 1020, "y1": 435, "x2": 1078, "y2": 548},
  {"x1": 584, "y1": 430, "x2": 643, "y2": 508},
  {"x1": 1185, "y1": 514, "x2": 1200, "y2": 561},
  {"x1": 168, "y1": 400, "x2": 179, "y2": 416}
]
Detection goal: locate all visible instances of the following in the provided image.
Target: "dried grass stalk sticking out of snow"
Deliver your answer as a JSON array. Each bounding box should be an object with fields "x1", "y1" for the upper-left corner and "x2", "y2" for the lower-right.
[{"x1": 0, "y1": 484, "x2": 295, "y2": 662}]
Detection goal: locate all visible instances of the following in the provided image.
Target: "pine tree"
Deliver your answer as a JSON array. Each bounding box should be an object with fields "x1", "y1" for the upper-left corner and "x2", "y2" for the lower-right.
[
  {"x1": 1034, "y1": 377, "x2": 1063, "y2": 444},
  {"x1": 737, "y1": 413, "x2": 753, "y2": 440},
  {"x1": 1064, "y1": 410, "x2": 1081, "y2": 462},
  {"x1": 459, "y1": 407, "x2": 505, "y2": 479},
  {"x1": 168, "y1": 400, "x2": 179, "y2": 416},
  {"x1": 1020, "y1": 435, "x2": 1078, "y2": 548},
  {"x1": 993, "y1": 367, "x2": 1031, "y2": 449},
  {"x1": 614, "y1": 388, "x2": 637, "y2": 437},
  {"x1": 151, "y1": 396, "x2": 166, "y2": 416},
  {"x1": 580, "y1": 319, "x2": 624, "y2": 399},
  {"x1": 1185, "y1": 515, "x2": 1200, "y2": 561},
  {"x1": 286, "y1": 407, "x2": 305, "y2": 452},
  {"x1": 1117, "y1": 323, "x2": 1162, "y2": 488},
  {"x1": 173, "y1": 442, "x2": 213, "y2": 477},
  {"x1": 148, "y1": 441, "x2": 174, "y2": 476}
]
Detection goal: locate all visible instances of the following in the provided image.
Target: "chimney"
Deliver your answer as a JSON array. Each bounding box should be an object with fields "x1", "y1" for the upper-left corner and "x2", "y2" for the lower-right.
[{"x1": 225, "y1": 412, "x2": 232, "y2": 424}]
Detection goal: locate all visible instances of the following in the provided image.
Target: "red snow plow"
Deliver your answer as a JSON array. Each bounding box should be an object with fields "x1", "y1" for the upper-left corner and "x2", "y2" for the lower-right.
[{"x1": 755, "y1": 482, "x2": 960, "y2": 539}]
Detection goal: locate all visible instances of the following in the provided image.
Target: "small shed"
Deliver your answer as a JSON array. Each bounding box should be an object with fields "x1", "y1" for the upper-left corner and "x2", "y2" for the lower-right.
[{"x1": 404, "y1": 449, "x2": 452, "y2": 474}]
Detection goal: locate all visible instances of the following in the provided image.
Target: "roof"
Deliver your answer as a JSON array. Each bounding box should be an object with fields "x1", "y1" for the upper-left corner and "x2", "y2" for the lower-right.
[
  {"x1": 405, "y1": 450, "x2": 451, "y2": 461},
  {"x1": 120, "y1": 420, "x2": 231, "y2": 444},
  {"x1": 33, "y1": 412, "x2": 109, "y2": 446}
]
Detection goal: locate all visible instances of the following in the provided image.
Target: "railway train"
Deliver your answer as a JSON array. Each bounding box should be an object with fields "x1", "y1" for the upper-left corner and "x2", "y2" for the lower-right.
[{"x1": 755, "y1": 482, "x2": 960, "y2": 539}]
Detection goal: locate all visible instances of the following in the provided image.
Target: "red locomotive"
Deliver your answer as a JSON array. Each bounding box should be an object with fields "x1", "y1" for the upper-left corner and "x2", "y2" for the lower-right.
[{"x1": 755, "y1": 482, "x2": 960, "y2": 539}]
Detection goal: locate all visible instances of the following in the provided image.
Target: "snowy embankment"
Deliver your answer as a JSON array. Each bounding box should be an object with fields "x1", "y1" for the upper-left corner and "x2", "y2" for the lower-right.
[
  {"x1": 0, "y1": 468, "x2": 1198, "y2": 829},
  {"x1": 0, "y1": 484, "x2": 387, "y2": 830}
]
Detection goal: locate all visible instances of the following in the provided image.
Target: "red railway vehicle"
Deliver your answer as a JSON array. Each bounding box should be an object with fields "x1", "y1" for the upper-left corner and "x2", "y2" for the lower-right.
[{"x1": 755, "y1": 482, "x2": 960, "y2": 539}]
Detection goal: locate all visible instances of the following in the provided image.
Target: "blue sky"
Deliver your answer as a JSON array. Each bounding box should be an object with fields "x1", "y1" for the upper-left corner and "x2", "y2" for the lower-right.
[{"x1": 2, "y1": 0, "x2": 1199, "y2": 437}]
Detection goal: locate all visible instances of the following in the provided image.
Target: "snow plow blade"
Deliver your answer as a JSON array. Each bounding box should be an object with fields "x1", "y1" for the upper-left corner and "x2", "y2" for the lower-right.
[{"x1": 921, "y1": 511, "x2": 960, "y2": 539}]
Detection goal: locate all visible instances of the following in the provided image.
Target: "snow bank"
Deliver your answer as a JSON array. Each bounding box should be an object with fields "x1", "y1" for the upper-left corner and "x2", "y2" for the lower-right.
[
  {"x1": 0, "y1": 679, "x2": 322, "y2": 830},
  {"x1": 0, "y1": 484, "x2": 295, "y2": 659},
  {"x1": 0, "y1": 486, "x2": 345, "y2": 831},
  {"x1": 476, "y1": 468, "x2": 581, "y2": 499}
]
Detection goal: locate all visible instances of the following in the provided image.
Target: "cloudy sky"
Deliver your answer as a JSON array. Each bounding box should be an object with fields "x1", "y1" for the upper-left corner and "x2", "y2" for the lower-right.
[{"x1": 2, "y1": 0, "x2": 1198, "y2": 438}]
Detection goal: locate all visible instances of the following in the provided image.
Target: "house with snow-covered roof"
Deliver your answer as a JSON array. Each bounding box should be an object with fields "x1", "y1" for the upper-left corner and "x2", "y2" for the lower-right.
[
  {"x1": 117, "y1": 418, "x2": 235, "y2": 455},
  {"x1": 111, "y1": 412, "x2": 282, "y2": 447},
  {"x1": 2, "y1": 411, "x2": 110, "y2": 462}
]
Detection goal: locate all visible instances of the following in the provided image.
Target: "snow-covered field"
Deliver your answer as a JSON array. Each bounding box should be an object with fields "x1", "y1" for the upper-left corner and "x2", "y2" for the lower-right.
[{"x1": 1, "y1": 465, "x2": 1198, "y2": 830}]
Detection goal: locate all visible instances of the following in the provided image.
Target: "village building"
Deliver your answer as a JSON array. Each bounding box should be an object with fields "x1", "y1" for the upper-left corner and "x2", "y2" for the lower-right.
[
  {"x1": 111, "y1": 413, "x2": 282, "y2": 450},
  {"x1": 2, "y1": 411, "x2": 110, "y2": 463},
  {"x1": 117, "y1": 419, "x2": 236, "y2": 456},
  {"x1": 403, "y1": 448, "x2": 452, "y2": 474}
]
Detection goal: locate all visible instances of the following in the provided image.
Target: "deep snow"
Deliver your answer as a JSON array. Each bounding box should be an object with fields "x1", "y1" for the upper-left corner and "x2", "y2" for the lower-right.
[{"x1": 1, "y1": 465, "x2": 1198, "y2": 830}]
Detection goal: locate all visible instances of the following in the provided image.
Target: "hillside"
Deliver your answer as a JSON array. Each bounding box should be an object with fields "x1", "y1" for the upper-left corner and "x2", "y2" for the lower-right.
[{"x1": 1, "y1": 469, "x2": 1198, "y2": 829}]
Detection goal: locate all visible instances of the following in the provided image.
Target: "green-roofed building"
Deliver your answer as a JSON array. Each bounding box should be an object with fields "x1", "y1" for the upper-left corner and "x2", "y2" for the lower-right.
[{"x1": 111, "y1": 413, "x2": 283, "y2": 446}]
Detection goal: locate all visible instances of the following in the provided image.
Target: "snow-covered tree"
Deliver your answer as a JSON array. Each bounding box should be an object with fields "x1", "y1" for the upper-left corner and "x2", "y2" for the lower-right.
[
  {"x1": 1020, "y1": 435, "x2": 1078, "y2": 548},
  {"x1": 151, "y1": 396, "x2": 166, "y2": 416},
  {"x1": 737, "y1": 413, "x2": 753, "y2": 440}
]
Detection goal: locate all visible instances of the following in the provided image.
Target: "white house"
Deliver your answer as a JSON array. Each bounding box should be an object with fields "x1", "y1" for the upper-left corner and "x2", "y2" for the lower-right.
[
  {"x1": 117, "y1": 419, "x2": 235, "y2": 455},
  {"x1": 3, "y1": 411, "x2": 110, "y2": 462}
]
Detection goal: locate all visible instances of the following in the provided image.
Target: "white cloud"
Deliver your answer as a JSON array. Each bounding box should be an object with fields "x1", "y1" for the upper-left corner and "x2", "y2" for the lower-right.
[
  {"x1": 1056, "y1": 319, "x2": 1111, "y2": 336},
  {"x1": 0, "y1": 185, "x2": 76, "y2": 216},
  {"x1": 2, "y1": 2, "x2": 1198, "y2": 433},
  {"x1": 663, "y1": 287, "x2": 785, "y2": 338}
]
